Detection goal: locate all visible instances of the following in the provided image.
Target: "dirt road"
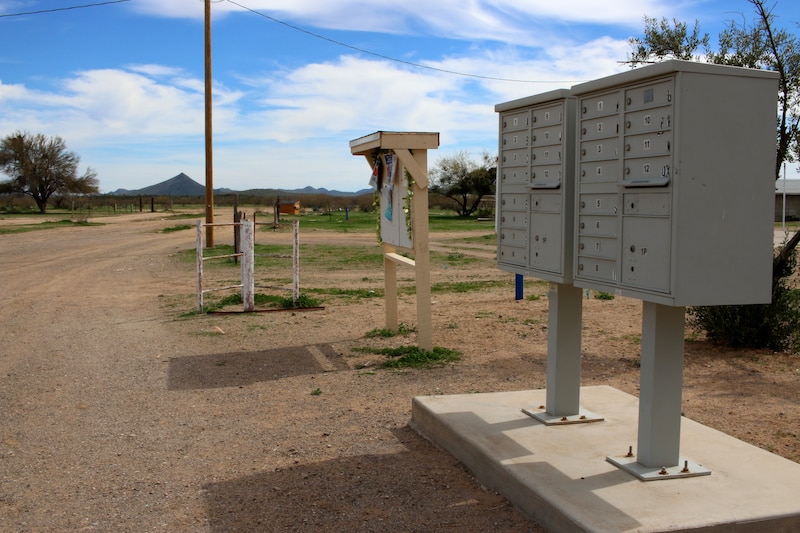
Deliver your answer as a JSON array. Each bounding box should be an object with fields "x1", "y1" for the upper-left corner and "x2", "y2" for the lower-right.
[{"x1": 1, "y1": 213, "x2": 798, "y2": 532}]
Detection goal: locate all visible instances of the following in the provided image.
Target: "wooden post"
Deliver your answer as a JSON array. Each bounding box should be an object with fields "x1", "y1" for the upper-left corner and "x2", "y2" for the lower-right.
[
  {"x1": 292, "y1": 220, "x2": 300, "y2": 306},
  {"x1": 196, "y1": 220, "x2": 204, "y2": 313},
  {"x1": 241, "y1": 221, "x2": 254, "y2": 312},
  {"x1": 399, "y1": 150, "x2": 433, "y2": 351},
  {"x1": 233, "y1": 197, "x2": 241, "y2": 265},
  {"x1": 384, "y1": 243, "x2": 399, "y2": 330}
]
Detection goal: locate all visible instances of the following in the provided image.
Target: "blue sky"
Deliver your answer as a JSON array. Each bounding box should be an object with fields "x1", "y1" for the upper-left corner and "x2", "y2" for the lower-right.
[{"x1": 1, "y1": 0, "x2": 798, "y2": 193}]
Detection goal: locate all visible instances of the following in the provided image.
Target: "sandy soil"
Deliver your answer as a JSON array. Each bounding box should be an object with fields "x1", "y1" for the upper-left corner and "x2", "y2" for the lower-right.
[{"x1": 0, "y1": 210, "x2": 798, "y2": 532}]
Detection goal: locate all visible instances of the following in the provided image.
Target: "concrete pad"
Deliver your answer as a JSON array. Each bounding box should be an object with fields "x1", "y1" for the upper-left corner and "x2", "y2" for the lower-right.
[{"x1": 410, "y1": 386, "x2": 800, "y2": 532}]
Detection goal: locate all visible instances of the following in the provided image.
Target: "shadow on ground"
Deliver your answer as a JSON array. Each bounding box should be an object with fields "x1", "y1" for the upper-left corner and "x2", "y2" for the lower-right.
[
  {"x1": 167, "y1": 343, "x2": 349, "y2": 390},
  {"x1": 201, "y1": 426, "x2": 535, "y2": 532}
]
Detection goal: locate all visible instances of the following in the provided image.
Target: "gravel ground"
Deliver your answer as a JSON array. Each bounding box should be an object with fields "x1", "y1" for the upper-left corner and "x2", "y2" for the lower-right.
[{"x1": 1, "y1": 211, "x2": 798, "y2": 532}]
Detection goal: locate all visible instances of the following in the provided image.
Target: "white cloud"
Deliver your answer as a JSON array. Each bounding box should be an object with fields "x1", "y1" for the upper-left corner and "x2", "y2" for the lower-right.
[{"x1": 130, "y1": 0, "x2": 696, "y2": 45}]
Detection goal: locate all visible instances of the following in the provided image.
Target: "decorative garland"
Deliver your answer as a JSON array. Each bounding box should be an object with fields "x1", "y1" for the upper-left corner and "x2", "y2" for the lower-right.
[{"x1": 403, "y1": 169, "x2": 414, "y2": 241}]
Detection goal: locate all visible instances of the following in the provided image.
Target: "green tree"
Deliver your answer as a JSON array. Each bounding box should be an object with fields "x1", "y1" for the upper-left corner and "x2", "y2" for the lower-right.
[
  {"x1": 627, "y1": 16, "x2": 710, "y2": 64},
  {"x1": 0, "y1": 131, "x2": 99, "y2": 213},
  {"x1": 429, "y1": 151, "x2": 496, "y2": 216},
  {"x1": 628, "y1": 0, "x2": 800, "y2": 350}
]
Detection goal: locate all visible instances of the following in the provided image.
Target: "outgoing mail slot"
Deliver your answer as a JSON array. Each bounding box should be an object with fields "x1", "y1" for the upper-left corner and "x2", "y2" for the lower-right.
[
  {"x1": 622, "y1": 155, "x2": 672, "y2": 187},
  {"x1": 625, "y1": 79, "x2": 674, "y2": 111},
  {"x1": 501, "y1": 110, "x2": 529, "y2": 132},
  {"x1": 580, "y1": 90, "x2": 621, "y2": 119},
  {"x1": 625, "y1": 106, "x2": 673, "y2": 135},
  {"x1": 623, "y1": 192, "x2": 671, "y2": 216},
  {"x1": 624, "y1": 131, "x2": 672, "y2": 158},
  {"x1": 531, "y1": 191, "x2": 562, "y2": 212},
  {"x1": 579, "y1": 193, "x2": 618, "y2": 215},
  {"x1": 531, "y1": 103, "x2": 563, "y2": 126}
]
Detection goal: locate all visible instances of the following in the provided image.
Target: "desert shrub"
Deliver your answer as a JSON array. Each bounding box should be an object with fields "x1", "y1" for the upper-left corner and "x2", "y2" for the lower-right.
[{"x1": 687, "y1": 240, "x2": 800, "y2": 352}]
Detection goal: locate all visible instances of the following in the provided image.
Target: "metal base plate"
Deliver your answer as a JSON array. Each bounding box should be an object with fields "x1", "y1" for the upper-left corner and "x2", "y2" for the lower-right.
[
  {"x1": 607, "y1": 455, "x2": 711, "y2": 481},
  {"x1": 522, "y1": 406, "x2": 604, "y2": 425}
]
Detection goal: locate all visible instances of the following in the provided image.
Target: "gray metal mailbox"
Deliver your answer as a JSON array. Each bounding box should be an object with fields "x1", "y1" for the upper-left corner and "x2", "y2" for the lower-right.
[
  {"x1": 495, "y1": 89, "x2": 576, "y2": 284},
  {"x1": 571, "y1": 60, "x2": 778, "y2": 306}
]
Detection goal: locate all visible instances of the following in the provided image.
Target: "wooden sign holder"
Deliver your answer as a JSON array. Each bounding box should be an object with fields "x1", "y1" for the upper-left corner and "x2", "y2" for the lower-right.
[{"x1": 350, "y1": 131, "x2": 440, "y2": 351}]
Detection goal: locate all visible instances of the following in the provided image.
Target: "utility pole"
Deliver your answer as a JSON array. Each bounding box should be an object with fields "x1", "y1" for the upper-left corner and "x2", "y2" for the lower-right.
[{"x1": 204, "y1": 0, "x2": 214, "y2": 247}]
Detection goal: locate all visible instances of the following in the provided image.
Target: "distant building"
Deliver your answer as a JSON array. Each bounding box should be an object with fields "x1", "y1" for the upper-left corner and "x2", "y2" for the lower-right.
[
  {"x1": 279, "y1": 200, "x2": 300, "y2": 215},
  {"x1": 775, "y1": 180, "x2": 800, "y2": 222}
]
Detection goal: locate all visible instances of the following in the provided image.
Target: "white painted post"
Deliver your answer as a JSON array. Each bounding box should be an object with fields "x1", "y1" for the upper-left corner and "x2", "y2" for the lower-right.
[
  {"x1": 384, "y1": 243, "x2": 399, "y2": 330},
  {"x1": 196, "y1": 220, "x2": 204, "y2": 313},
  {"x1": 241, "y1": 220, "x2": 255, "y2": 312},
  {"x1": 637, "y1": 302, "x2": 686, "y2": 467},
  {"x1": 293, "y1": 219, "x2": 300, "y2": 306}
]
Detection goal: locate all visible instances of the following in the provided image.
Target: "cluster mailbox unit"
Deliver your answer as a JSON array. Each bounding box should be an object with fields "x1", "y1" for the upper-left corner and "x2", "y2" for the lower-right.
[
  {"x1": 496, "y1": 60, "x2": 778, "y2": 477},
  {"x1": 497, "y1": 89, "x2": 576, "y2": 284},
  {"x1": 571, "y1": 61, "x2": 776, "y2": 306},
  {"x1": 498, "y1": 61, "x2": 776, "y2": 305}
]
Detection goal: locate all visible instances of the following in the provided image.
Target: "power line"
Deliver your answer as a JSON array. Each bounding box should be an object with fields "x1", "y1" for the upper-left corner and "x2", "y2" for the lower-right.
[
  {"x1": 0, "y1": 0, "x2": 131, "y2": 18},
  {"x1": 224, "y1": 0, "x2": 579, "y2": 84}
]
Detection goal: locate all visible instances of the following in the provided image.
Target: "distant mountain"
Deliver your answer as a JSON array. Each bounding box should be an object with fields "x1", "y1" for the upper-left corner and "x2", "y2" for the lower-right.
[
  {"x1": 110, "y1": 173, "x2": 204, "y2": 196},
  {"x1": 109, "y1": 173, "x2": 371, "y2": 197}
]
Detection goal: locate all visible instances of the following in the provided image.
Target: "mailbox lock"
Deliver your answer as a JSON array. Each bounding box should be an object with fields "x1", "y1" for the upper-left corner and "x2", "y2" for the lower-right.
[
  {"x1": 626, "y1": 120, "x2": 631, "y2": 129},
  {"x1": 630, "y1": 245, "x2": 636, "y2": 253},
  {"x1": 534, "y1": 235, "x2": 539, "y2": 241},
  {"x1": 581, "y1": 170, "x2": 586, "y2": 177},
  {"x1": 580, "y1": 243, "x2": 585, "y2": 250},
  {"x1": 581, "y1": 127, "x2": 587, "y2": 135},
  {"x1": 580, "y1": 222, "x2": 585, "y2": 229},
  {"x1": 578, "y1": 263, "x2": 584, "y2": 271},
  {"x1": 580, "y1": 201, "x2": 586, "y2": 208}
]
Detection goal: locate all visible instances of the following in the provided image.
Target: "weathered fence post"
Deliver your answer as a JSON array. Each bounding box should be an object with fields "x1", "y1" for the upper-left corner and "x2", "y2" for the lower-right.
[
  {"x1": 241, "y1": 220, "x2": 255, "y2": 312},
  {"x1": 293, "y1": 219, "x2": 300, "y2": 306},
  {"x1": 196, "y1": 220, "x2": 204, "y2": 313},
  {"x1": 233, "y1": 196, "x2": 241, "y2": 265}
]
